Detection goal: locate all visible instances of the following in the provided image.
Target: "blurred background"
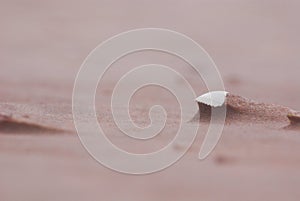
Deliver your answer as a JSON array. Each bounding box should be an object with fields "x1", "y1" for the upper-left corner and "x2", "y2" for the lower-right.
[{"x1": 1, "y1": 0, "x2": 300, "y2": 107}]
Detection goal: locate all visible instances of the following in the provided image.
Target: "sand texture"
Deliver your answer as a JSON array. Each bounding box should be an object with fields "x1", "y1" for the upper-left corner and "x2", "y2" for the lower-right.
[{"x1": 1, "y1": 0, "x2": 300, "y2": 201}]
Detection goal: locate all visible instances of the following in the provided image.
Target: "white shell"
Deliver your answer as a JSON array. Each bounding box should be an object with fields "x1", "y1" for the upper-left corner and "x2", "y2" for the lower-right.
[{"x1": 195, "y1": 91, "x2": 228, "y2": 107}]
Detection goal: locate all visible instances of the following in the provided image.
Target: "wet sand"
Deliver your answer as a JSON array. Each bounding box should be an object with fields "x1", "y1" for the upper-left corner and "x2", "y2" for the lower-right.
[{"x1": 1, "y1": 0, "x2": 300, "y2": 200}]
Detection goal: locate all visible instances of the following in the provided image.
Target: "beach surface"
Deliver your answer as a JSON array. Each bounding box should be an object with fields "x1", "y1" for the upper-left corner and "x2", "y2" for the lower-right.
[{"x1": 1, "y1": 0, "x2": 300, "y2": 200}]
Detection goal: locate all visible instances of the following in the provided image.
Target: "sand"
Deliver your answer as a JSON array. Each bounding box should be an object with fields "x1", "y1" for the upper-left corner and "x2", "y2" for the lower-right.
[{"x1": 1, "y1": 0, "x2": 300, "y2": 201}]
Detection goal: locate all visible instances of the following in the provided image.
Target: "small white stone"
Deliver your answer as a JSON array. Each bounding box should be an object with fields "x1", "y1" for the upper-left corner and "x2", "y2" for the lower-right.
[{"x1": 195, "y1": 91, "x2": 228, "y2": 107}]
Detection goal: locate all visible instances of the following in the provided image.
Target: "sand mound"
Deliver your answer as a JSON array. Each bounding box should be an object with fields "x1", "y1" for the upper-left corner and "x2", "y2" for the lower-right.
[
  {"x1": 284, "y1": 112, "x2": 300, "y2": 130},
  {"x1": 0, "y1": 113, "x2": 63, "y2": 134},
  {"x1": 194, "y1": 93, "x2": 295, "y2": 126},
  {"x1": 0, "y1": 103, "x2": 72, "y2": 134}
]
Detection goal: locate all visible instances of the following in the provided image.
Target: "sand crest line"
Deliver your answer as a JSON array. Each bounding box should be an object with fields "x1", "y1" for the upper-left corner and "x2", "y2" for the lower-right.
[{"x1": 1, "y1": 91, "x2": 299, "y2": 134}]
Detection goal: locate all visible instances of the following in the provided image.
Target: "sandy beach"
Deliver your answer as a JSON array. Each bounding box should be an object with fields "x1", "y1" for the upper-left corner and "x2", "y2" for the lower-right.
[{"x1": 1, "y1": 0, "x2": 300, "y2": 200}]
